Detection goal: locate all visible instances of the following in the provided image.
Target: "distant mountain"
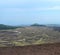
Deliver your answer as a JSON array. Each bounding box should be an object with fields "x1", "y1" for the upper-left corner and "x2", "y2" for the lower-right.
[
  {"x1": 31, "y1": 23, "x2": 46, "y2": 27},
  {"x1": 0, "y1": 24, "x2": 23, "y2": 30},
  {"x1": 46, "y1": 24, "x2": 60, "y2": 27}
]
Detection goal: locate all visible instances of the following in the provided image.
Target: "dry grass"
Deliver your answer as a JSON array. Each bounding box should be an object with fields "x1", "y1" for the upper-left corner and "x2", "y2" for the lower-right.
[{"x1": 0, "y1": 26, "x2": 60, "y2": 47}]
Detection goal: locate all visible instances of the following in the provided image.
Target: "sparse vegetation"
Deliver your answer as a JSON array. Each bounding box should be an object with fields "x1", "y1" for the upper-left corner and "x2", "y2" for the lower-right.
[
  {"x1": 0, "y1": 24, "x2": 24, "y2": 30},
  {"x1": 0, "y1": 24, "x2": 60, "y2": 47}
]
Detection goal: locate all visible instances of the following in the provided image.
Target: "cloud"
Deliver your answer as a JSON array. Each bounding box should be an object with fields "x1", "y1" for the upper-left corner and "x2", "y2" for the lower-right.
[
  {"x1": 28, "y1": 6, "x2": 60, "y2": 11},
  {"x1": 42, "y1": 0, "x2": 60, "y2": 2},
  {"x1": 1, "y1": 6, "x2": 60, "y2": 13},
  {"x1": 32, "y1": 6, "x2": 60, "y2": 11},
  {"x1": 1, "y1": 8, "x2": 24, "y2": 12},
  {"x1": 0, "y1": 0, "x2": 60, "y2": 5},
  {"x1": 48, "y1": 6, "x2": 60, "y2": 10},
  {"x1": 0, "y1": 0, "x2": 29, "y2": 4}
]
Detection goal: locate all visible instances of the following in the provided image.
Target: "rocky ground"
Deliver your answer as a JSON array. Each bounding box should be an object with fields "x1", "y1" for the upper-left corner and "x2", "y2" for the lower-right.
[
  {"x1": 0, "y1": 26, "x2": 60, "y2": 47},
  {"x1": 0, "y1": 43, "x2": 60, "y2": 55}
]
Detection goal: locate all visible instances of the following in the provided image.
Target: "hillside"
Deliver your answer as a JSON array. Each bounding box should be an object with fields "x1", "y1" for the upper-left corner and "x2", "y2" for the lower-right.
[
  {"x1": 0, "y1": 43, "x2": 60, "y2": 55},
  {"x1": 0, "y1": 26, "x2": 60, "y2": 47},
  {"x1": 0, "y1": 24, "x2": 23, "y2": 30}
]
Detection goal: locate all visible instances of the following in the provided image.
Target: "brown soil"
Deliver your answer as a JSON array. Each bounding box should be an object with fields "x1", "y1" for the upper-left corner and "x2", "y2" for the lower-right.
[{"x1": 0, "y1": 43, "x2": 60, "y2": 55}]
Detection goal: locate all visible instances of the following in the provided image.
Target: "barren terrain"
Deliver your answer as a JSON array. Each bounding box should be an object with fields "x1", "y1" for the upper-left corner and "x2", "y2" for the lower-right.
[
  {"x1": 0, "y1": 43, "x2": 60, "y2": 55},
  {"x1": 0, "y1": 26, "x2": 60, "y2": 46}
]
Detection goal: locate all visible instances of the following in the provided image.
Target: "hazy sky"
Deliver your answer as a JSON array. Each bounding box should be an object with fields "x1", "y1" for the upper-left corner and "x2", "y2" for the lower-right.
[{"x1": 0, "y1": 0, "x2": 60, "y2": 25}]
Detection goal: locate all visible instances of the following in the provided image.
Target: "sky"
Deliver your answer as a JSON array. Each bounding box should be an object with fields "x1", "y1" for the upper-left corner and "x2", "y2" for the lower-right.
[{"x1": 0, "y1": 0, "x2": 60, "y2": 25}]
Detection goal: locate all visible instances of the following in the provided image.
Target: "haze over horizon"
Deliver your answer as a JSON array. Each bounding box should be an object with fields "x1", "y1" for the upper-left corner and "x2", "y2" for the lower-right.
[{"x1": 0, "y1": 0, "x2": 60, "y2": 25}]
